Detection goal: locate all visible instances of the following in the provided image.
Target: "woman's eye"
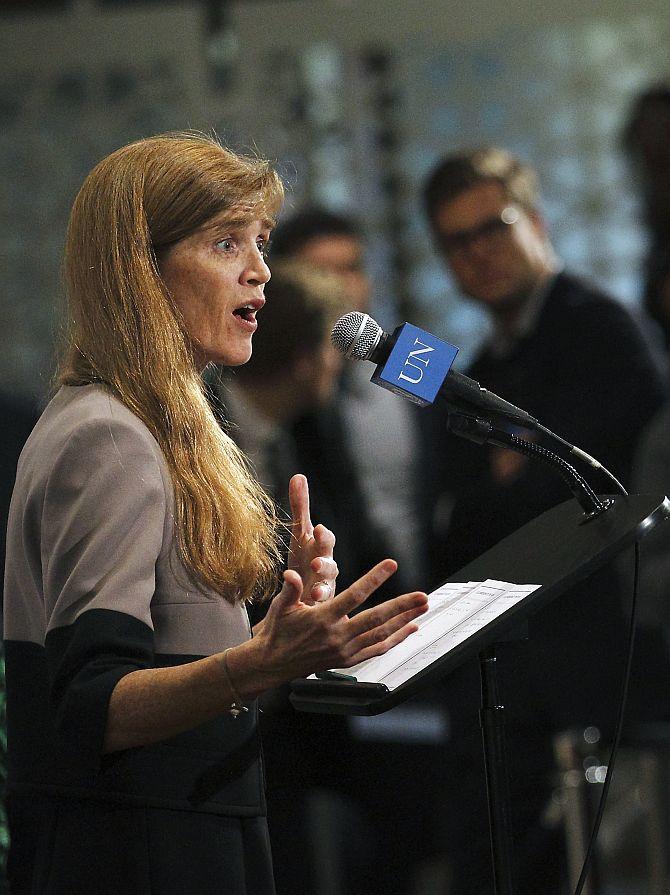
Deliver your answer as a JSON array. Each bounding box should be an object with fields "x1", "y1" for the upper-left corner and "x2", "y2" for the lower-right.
[
  {"x1": 216, "y1": 238, "x2": 235, "y2": 252},
  {"x1": 257, "y1": 238, "x2": 271, "y2": 257}
]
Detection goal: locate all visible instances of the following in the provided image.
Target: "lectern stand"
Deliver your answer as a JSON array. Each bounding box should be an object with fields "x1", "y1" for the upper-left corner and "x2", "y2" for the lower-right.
[{"x1": 290, "y1": 493, "x2": 670, "y2": 894}]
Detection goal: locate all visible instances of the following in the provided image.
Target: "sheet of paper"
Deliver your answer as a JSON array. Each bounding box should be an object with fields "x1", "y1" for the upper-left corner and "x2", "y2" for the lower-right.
[{"x1": 310, "y1": 579, "x2": 540, "y2": 691}]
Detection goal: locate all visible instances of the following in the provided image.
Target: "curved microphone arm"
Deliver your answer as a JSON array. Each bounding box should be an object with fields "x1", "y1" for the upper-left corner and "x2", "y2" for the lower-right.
[{"x1": 447, "y1": 413, "x2": 613, "y2": 519}]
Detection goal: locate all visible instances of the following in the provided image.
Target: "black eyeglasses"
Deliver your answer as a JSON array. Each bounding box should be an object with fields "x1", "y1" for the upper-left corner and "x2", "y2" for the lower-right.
[{"x1": 438, "y1": 206, "x2": 520, "y2": 257}]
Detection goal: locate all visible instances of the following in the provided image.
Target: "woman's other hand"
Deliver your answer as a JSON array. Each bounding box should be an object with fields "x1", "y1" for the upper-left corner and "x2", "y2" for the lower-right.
[{"x1": 233, "y1": 559, "x2": 428, "y2": 693}]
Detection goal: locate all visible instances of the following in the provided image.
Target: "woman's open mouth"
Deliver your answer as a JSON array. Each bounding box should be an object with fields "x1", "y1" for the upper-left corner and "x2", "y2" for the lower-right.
[
  {"x1": 233, "y1": 305, "x2": 257, "y2": 322},
  {"x1": 232, "y1": 298, "x2": 264, "y2": 330}
]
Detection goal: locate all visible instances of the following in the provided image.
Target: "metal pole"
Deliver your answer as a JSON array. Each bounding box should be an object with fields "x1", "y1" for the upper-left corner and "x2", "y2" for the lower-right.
[{"x1": 479, "y1": 644, "x2": 516, "y2": 895}]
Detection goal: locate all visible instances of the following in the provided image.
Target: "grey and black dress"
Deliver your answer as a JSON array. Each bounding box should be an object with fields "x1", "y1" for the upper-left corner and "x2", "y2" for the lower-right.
[{"x1": 3, "y1": 384, "x2": 275, "y2": 895}]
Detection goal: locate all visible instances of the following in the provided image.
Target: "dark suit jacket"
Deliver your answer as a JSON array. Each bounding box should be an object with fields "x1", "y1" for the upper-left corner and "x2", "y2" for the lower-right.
[
  {"x1": 424, "y1": 271, "x2": 668, "y2": 583},
  {"x1": 419, "y1": 272, "x2": 667, "y2": 736},
  {"x1": 291, "y1": 406, "x2": 397, "y2": 594}
]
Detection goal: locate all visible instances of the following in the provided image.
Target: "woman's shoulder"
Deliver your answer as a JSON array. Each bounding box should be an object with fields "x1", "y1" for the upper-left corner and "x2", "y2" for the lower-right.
[
  {"x1": 30, "y1": 384, "x2": 156, "y2": 453},
  {"x1": 20, "y1": 384, "x2": 168, "y2": 490},
  {"x1": 43, "y1": 384, "x2": 151, "y2": 433}
]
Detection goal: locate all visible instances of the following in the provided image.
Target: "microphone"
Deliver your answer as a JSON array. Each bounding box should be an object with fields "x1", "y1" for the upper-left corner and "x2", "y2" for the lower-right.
[
  {"x1": 331, "y1": 311, "x2": 628, "y2": 497},
  {"x1": 331, "y1": 311, "x2": 539, "y2": 428}
]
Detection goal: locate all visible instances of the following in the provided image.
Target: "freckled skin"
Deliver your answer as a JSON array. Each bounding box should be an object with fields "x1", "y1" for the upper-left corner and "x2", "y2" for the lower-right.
[{"x1": 160, "y1": 214, "x2": 272, "y2": 368}]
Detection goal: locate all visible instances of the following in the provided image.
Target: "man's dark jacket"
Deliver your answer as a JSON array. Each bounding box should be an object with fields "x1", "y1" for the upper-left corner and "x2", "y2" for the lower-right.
[
  {"x1": 419, "y1": 272, "x2": 668, "y2": 895},
  {"x1": 424, "y1": 271, "x2": 667, "y2": 583}
]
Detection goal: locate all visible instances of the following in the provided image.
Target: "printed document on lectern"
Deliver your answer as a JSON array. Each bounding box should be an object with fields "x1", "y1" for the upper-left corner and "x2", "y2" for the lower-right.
[{"x1": 312, "y1": 579, "x2": 540, "y2": 691}]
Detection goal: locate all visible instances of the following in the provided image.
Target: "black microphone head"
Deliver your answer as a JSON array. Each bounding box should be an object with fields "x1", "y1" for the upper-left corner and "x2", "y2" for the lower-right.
[{"x1": 331, "y1": 311, "x2": 383, "y2": 360}]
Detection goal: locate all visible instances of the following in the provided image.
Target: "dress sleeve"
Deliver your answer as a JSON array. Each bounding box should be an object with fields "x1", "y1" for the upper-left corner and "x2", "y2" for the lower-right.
[{"x1": 41, "y1": 415, "x2": 168, "y2": 763}]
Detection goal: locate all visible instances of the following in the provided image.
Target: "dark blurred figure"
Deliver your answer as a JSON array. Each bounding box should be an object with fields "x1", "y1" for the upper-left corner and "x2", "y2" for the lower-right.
[
  {"x1": 622, "y1": 83, "x2": 670, "y2": 348},
  {"x1": 624, "y1": 406, "x2": 670, "y2": 725},
  {"x1": 208, "y1": 261, "x2": 352, "y2": 895},
  {"x1": 422, "y1": 146, "x2": 665, "y2": 582},
  {"x1": 421, "y1": 147, "x2": 667, "y2": 894},
  {"x1": 620, "y1": 85, "x2": 670, "y2": 755},
  {"x1": 1, "y1": 392, "x2": 37, "y2": 894},
  {"x1": 270, "y1": 212, "x2": 452, "y2": 895},
  {"x1": 209, "y1": 258, "x2": 388, "y2": 594},
  {"x1": 210, "y1": 260, "x2": 411, "y2": 895},
  {"x1": 210, "y1": 259, "x2": 346, "y2": 513},
  {"x1": 270, "y1": 209, "x2": 371, "y2": 313},
  {"x1": 1, "y1": 394, "x2": 37, "y2": 591},
  {"x1": 215, "y1": 249, "x2": 447, "y2": 895},
  {"x1": 270, "y1": 209, "x2": 427, "y2": 593}
]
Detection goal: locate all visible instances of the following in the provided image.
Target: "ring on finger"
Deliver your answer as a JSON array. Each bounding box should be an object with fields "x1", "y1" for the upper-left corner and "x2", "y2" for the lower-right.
[{"x1": 315, "y1": 579, "x2": 335, "y2": 599}]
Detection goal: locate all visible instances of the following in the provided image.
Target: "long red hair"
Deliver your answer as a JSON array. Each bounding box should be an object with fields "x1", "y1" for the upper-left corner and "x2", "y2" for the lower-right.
[{"x1": 60, "y1": 132, "x2": 284, "y2": 603}]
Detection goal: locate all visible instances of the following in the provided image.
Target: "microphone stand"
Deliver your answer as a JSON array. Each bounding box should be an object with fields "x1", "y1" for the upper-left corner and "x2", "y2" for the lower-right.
[
  {"x1": 446, "y1": 411, "x2": 614, "y2": 895},
  {"x1": 447, "y1": 413, "x2": 613, "y2": 519}
]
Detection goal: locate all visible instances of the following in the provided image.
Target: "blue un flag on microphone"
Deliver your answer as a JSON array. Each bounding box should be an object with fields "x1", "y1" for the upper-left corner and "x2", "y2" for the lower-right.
[{"x1": 371, "y1": 322, "x2": 459, "y2": 406}]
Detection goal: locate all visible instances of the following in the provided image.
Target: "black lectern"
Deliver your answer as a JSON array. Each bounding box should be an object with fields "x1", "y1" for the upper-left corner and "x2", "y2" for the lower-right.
[{"x1": 290, "y1": 492, "x2": 670, "y2": 894}]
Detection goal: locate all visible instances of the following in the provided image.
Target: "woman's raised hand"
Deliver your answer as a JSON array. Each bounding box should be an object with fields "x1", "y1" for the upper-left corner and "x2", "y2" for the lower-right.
[
  {"x1": 286, "y1": 474, "x2": 338, "y2": 605},
  {"x1": 229, "y1": 474, "x2": 427, "y2": 698}
]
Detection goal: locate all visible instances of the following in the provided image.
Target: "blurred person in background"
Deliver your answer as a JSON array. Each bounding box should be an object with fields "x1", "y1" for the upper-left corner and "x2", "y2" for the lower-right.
[
  {"x1": 622, "y1": 406, "x2": 670, "y2": 729},
  {"x1": 209, "y1": 259, "x2": 447, "y2": 895},
  {"x1": 2, "y1": 131, "x2": 428, "y2": 895},
  {"x1": 420, "y1": 146, "x2": 666, "y2": 894},
  {"x1": 422, "y1": 146, "x2": 665, "y2": 573},
  {"x1": 0, "y1": 392, "x2": 37, "y2": 892},
  {"x1": 262, "y1": 212, "x2": 448, "y2": 895},
  {"x1": 622, "y1": 83, "x2": 670, "y2": 349},
  {"x1": 270, "y1": 209, "x2": 427, "y2": 595},
  {"x1": 209, "y1": 259, "x2": 378, "y2": 895},
  {"x1": 619, "y1": 83, "x2": 670, "y2": 740},
  {"x1": 208, "y1": 258, "x2": 379, "y2": 584},
  {"x1": 0, "y1": 394, "x2": 37, "y2": 611}
]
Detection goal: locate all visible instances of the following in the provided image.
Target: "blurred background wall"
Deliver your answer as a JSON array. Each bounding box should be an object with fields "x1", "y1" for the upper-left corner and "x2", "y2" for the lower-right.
[
  {"x1": 1, "y1": 2, "x2": 670, "y2": 892},
  {"x1": 1, "y1": 0, "x2": 668, "y2": 403}
]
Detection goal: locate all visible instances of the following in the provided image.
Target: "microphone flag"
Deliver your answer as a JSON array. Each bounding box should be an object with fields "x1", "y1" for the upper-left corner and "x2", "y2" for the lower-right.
[{"x1": 372, "y1": 322, "x2": 459, "y2": 406}]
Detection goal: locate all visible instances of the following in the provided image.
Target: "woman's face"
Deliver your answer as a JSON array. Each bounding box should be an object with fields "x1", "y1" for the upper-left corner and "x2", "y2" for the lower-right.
[{"x1": 160, "y1": 210, "x2": 272, "y2": 368}]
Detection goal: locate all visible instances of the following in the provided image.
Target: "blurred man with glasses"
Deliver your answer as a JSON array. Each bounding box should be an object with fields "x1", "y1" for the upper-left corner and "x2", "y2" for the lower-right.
[
  {"x1": 423, "y1": 146, "x2": 664, "y2": 578},
  {"x1": 421, "y1": 147, "x2": 666, "y2": 895}
]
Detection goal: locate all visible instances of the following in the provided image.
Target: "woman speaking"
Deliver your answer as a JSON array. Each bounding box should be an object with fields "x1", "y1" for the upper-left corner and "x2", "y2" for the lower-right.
[{"x1": 3, "y1": 132, "x2": 427, "y2": 895}]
